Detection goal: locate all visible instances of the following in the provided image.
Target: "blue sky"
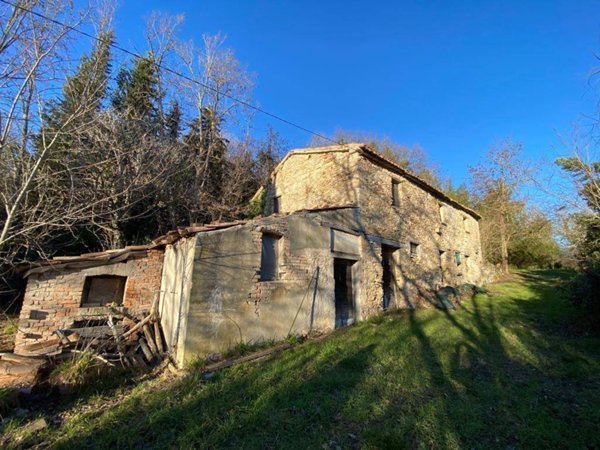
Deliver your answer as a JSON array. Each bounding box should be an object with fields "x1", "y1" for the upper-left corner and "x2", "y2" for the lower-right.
[{"x1": 110, "y1": 0, "x2": 600, "y2": 184}]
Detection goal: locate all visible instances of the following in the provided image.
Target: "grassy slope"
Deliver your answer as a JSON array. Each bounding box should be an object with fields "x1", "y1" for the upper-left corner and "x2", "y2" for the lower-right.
[{"x1": 7, "y1": 270, "x2": 600, "y2": 449}]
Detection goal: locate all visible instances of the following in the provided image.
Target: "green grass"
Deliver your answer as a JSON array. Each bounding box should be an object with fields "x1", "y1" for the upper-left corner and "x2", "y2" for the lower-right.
[{"x1": 4, "y1": 269, "x2": 600, "y2": 449}]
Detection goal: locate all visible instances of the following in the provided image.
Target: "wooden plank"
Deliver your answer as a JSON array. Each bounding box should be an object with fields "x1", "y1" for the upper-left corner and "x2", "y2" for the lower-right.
[
  {"x1": 0, "y1": 360, "x2": 45, "y2": 376},
  {"x1": 139, "y1": 338, "x2": 154, "y2": 362},
  {"x1": 153, "y1": 321, "x2": 164, "y2": 354},
  {"x1": 54, "y1": 329, "x2": 71, "y2": 346},
  {"x1": 131, "y1": 354, "x2": 146, "y2": 367},
  {"x1": 19, "y1": 338, "x2": 61, "y2": 353},
  {"x1": 122, "y1": 314, "x2": 153, "y2": 338},
  {"x1": 0, "y1": 353, "x2": 43, "y2": 364},
  {"x1": 142, "y1": 324, "x2": 158, "y2": 356},
  {"x1": 204, "y1": 342, "x2": 292, "y2": 373},
  {"x1": 65, "y1": 325, "x2": 125, "y2": 338}
]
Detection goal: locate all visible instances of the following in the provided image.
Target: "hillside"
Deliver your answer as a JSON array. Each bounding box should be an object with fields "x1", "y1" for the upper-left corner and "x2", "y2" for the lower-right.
[{"x1": 3, "y1": 270, "x2": 600, "y2": 449}]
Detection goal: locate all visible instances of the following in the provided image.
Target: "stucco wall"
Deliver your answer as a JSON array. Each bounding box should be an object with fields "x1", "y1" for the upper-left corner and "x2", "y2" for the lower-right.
[
  {"x1": 159, "y1": 237, "x2": 196, "y2": 366},
  {"x1": 15, "y1": 250, "x2": 164, "y2": 354},
  {"x1": 180, "y1": 214, "x2": 343, "y2": 360}
]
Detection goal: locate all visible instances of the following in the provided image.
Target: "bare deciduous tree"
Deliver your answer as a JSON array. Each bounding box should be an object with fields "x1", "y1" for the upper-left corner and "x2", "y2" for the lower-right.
[{"x1": 469, "y1": 139, "x2": 535, "y2": 273}]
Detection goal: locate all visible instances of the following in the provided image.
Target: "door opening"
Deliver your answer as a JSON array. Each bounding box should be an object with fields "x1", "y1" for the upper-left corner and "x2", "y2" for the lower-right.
[
  {"x1": 382, "y1": 245, "x2": 397, "y2": 310},
  {"x1": 334, "y1": 258, "x2": 355, "y2": 328}
]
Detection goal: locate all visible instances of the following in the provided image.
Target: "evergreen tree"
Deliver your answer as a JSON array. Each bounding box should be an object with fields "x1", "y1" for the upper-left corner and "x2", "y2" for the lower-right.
[
  {"x1": 184, "y1": 106, "x2": 229, "y2": 221},
  {"x1": 556, "y1": 156, "x2": 600, "y2": 268},
  {"x1": 112, "y1": 53, "x2": 161, "y2": 130},
  {"x1": 444, "y1": 181, "x2": 473, "y2": 207},
  {"x1": 31, "y1": 31, "x2": 114, "y2": 255},
  {"x1": 556, "y1": 156, "x2": 600, "y2": 325},
  {"x1": 41, "y1": 30, "x2": 113, "y2": 154},
  {"x1": 165, "y1": 100, "x2": 182, "y2": 142},
  {"x1": 255, "y1": 127, "x2": 284, "y2": 185}
]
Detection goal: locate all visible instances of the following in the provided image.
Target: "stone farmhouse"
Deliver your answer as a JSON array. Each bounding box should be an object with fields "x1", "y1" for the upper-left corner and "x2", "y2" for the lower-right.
[{"x1": 14, "y1": 143, "x2": 483, "y2": 366}]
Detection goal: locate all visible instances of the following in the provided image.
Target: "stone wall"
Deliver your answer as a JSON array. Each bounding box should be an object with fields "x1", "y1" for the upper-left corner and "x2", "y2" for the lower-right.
[
  {"x1": 264, "y1": 145, "x2": 484, "y2": 311},
  {"x1": 14, "y1": 250, "x2": 164, "y2": 354},
  {"x1": 356, "y1": 154, "x2": 483, "y2": 294},
  {"x1": 267, "y1": 148, "x2": 359, "y2": 214}
]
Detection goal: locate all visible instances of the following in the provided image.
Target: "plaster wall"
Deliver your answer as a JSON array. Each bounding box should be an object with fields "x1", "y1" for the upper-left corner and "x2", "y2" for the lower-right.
[
  {"x1": 180, "y1": 214, "x2": 344, "y2": 361},
  {"x1": 159, "y1": 236, "x2": 197, "y2": 366}
]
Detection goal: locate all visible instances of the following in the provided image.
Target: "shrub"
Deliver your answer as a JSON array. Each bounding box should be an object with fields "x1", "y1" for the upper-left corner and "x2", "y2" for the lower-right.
[{"x1": 565, "y1": 261, "x2": 600, "y2": 332}]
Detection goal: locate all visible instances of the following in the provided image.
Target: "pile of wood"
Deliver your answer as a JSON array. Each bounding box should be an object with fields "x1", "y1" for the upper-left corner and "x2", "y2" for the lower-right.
[
  {"x1": 0, "y1": 295, "x2": 169, "y2": 390},
  {"x1": 18, "y1": 313, "x2": 166, "y2": 370}
]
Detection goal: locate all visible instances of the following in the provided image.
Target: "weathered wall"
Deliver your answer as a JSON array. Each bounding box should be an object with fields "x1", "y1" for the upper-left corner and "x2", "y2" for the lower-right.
[
  {"x1": 356, "y1": 154, "x2": 483, "y2": 306},
  {"x1": 180, "y1": 214, "x2": 345, "y2": 361},
  {"x1": 263, "y1": 147, "x2": 484, "y2": 311},
  {"x1": 159, "y1": 237, "x2": 196, "y2": 367},
  {"x1": 267, "y1": 148, "x2": 359, "y2": 214},
  {"x1": 14, "y1": 250, "x2": 164, "y2": 354}
]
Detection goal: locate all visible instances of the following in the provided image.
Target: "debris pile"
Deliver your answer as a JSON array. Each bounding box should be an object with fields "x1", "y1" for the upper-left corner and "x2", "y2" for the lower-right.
[{"x1": 1, "y1": 299, "x2": 167, "y2": 387}]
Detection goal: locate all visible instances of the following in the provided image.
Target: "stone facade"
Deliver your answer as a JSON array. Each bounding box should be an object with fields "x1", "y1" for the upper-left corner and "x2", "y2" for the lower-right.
[
  {"x1": 14, "y1": 250, "x2": 164, "y2": 354},
  {"x1": 265, "y1": 147, "x2": 359, "y2": 215},
  {"x1": 354, "y1": 149, "x2": 483, "y2": 311}
]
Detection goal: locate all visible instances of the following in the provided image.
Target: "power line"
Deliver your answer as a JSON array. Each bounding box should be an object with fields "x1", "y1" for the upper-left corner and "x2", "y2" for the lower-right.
[{"x1": 0, "y1": 0, "x2": 336, "y2": 143}]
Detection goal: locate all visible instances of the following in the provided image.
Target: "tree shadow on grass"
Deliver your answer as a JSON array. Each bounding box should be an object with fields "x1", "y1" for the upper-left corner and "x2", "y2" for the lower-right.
[
  {"x1": 46, "y1": 340, "x2": 377, "y2": 449},
  {"x1": 14, "y1": 271, "x2": 600, "y2": 449},
  {"x1": 356, "y1": 271, "x2": 600, "y2": 449}
]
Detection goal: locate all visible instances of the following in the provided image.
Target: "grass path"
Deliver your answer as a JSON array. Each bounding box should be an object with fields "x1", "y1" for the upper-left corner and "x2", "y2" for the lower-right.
[{"x1": 5, "y1": 270, "x2": 600, "y2": 449}]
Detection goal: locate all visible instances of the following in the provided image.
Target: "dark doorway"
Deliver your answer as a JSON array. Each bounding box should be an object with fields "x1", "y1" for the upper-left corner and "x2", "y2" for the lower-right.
[
  {"x1": 334, "y1": 258, "x2": 355, "y2": 328},
  {"x1": 382, "y1": 245, "x2": 397, "y2": 310},
  {"x1": 260, "y1": 233, "x2": 281, "y2": 281}
]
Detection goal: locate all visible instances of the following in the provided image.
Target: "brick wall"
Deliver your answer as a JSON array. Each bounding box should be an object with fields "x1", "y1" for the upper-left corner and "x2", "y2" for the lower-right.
[
  {"x1": 14, "y1": 250, "x2": 164, "y2": 354},
  {"x1": 247, "y1": 221, "x2": 321, "y2": 318}
]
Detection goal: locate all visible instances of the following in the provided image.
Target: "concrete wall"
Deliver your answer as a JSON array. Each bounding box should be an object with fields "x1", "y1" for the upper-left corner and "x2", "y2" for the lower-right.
[{"x1": 15, "y1": 250, "x2": 164, "y2": 354}]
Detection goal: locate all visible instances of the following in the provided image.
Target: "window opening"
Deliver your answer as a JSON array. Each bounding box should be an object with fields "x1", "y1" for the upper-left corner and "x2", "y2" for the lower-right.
[
  {"x1": 439, "y1": 204, "x2": 447, "y2": 225},
  {"x1": 454, "y1": 251, "x2": 462, "y2": 266},
  {"x1": 392, "y1": 180, "x2": 400, "y2": 207},
  {"x1": 409, "y1": 242, "x2": 420, "y2": 260},
  {"x1": 274, "y1": 196, "x2": 281, "y2": 214},
  {"x1": 81, "y1": 275, "x2": 126, "y2": 306},
  {"x1": 260, "y1": 233, "x2": 281, "y2": 281}
]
